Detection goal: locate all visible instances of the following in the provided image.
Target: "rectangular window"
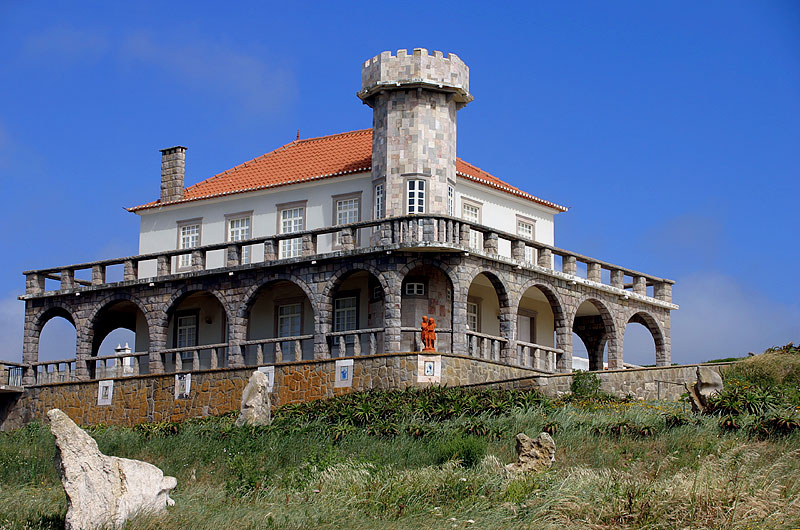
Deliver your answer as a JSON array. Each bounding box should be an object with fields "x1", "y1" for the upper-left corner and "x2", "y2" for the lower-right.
[
  {"x1": 178, "y1": 223, "x2": 200, "y2": 269},
  {"x1": 228, "y1": 216, "x2": 251, "y2": 264},
  {"x1": 466, "y1": 302, "x2": 479, "y2": 332},
  {"x1": 517, "y1": 217, "x2": 535, "y2": 264},
  {"x1": 462, "y1": 202, "x2": 482, "y2": 250},
  {"x1": 334, "y1": 196, "x2": 360, "y2": 247},
  {"x1": 176, "y1": 313, "x2": 198, "y2": 366},
  {"x1": 277, "y1": 303, "x2": 302, "y2": 338},
  {"x1": 279, "y1": 207, "x2": 304, "y2": 258},
  {"x1": 404, "y1": 282, "x2": 425, "y2": 296},
  {"x1": 374, "y1": 183, "x2": 384, "y2": 219},
  {"x1": 447, "y1": 185, "x2": 455, "y2": 216},
  {"x1": 517, "y1": 220, "x2": 534, "y2": 240},
  {"x1": 334, "y1": 296, "x2": 358, "y2": 332},
  {"x1": 407, "y1": 179, "x2": 425, "y2": 214}
]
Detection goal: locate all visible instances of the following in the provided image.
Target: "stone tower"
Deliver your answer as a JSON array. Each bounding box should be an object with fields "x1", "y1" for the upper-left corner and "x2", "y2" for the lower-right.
[{"x1": 358, "y1": 49, "x2": 472, "y2": 217}]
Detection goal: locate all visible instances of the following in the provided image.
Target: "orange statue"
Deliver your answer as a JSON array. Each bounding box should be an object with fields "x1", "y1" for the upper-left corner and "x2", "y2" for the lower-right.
[{"x1": 421, "y1": 315, "x2": 437, "y2": 352}]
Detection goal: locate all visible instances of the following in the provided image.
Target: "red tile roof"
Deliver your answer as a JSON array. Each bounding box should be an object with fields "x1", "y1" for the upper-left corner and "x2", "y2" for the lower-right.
[{"x1": 128, "y1": 129, "x2": 567, "y2": 213}]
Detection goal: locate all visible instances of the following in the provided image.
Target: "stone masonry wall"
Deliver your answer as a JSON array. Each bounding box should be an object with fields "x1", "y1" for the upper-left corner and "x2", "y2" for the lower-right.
[
  {"x1": 1, "y1": 353, "x2": 538, "y2": 430},
  {"x1": 468, "y1": 363, "x2": 734, "y2": 402}
]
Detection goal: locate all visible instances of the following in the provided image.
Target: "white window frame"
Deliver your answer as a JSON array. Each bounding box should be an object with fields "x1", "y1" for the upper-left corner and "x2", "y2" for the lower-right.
[
  {"x1": 517, "y1": 216, "x2": 536, "y2": 264},
  {"x1": 466, "y1": 301, "x2": 480, "y2": 332},
  {"x1": 333, "y1": 295, "x2": 358, "y2": 333},
  {"x1": 278, "y1": 204, "x2": 305, "y2": 259},
  {"x1": 177, "y1": 220, "x2": 201, "y2": 270},
  {"x1": 277, "y1": 303, "x2": 302, "y2": 338},
  {"x1": 175, "y1": 312, "x2": 198, "y2": 366},
  {"x1": 404, "y1": 282, "x2": 426, "y2": 296},
  {"x1": 333, "y1": 193, "x2": 361, "y2": 248},
  {"x1": 374, "y1": 182, "x2": 385, "y2": 219},
  {"x1": 462, "y1": 200, "x2": 482, "y2": 250},
  {"x1": 227, "y1": 213, "x2": 252, "y2": 264},
  {"x1": 406, "y1": 179, "x2": 426, "y2": 214},
  {"x1": 447, "y1": 184, "x2": 455, "y2": 216}
]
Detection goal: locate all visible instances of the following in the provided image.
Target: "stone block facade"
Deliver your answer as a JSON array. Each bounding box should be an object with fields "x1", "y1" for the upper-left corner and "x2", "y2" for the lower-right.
[{"x1": 1, "y1": 353, "x2": 536, "y2": 430}]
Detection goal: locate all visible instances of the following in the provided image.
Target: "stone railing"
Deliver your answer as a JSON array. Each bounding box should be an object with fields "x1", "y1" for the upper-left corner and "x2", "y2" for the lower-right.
[
  {"x1": 160, "y1": 343, "x2": 229, "y2": 373},
  {"x1": 327, "y1": 328, "x2": 384, "y2": 357},
  {"x1": 1, "y1": 362, "x2": 25, "y2": 387},
  {"x1": 31, "y1": 358, "x2": 78, "y2": 385},
  {"x1": 22, "y1": 215, "x2": 674, "y2": 306},
  {"x1": 400, "y1": 327, "x2": 453, "y2": 353},
  {"x1": 466, "y1": 331, "x2": 506, "y2": 362},
  {"x1": 241, "y1": 335, "x2": 314, "y2": 364},
  {"x1": 91, "y1": 351, "x2": 149, "y2": 379},
  {"x1": 516, "y1": 341, "x2": 562, "y2": 373}
]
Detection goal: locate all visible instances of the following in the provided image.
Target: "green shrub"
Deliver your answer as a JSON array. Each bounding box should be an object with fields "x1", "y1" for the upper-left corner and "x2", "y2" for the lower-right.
[
  {"x1": 571, "y1": 370, "x2": 601, "y2": 397},
  {"x1": 434, "y1": 435, "x2": 487, "y2": 468}
]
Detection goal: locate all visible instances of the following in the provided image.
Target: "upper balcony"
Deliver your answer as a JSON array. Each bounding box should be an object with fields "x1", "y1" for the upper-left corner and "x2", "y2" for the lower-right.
[{"x1": 22, "y1": 214, "x2": 674, "y2": 308}]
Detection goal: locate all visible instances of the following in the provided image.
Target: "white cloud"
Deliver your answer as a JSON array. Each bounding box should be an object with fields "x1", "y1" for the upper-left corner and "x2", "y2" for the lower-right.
[
  {"x1": 0, "y1": 295, "x2": 24, "y2": 363},
  {"x1": 23, "y1": 25, "x2": 109, "y2": 63},
  {"x1": 670, "y1": 272, "x2": 799, "y2": 363},
  {"x1": 121, "y1": 31, "x2": 295, "y2": 115}
]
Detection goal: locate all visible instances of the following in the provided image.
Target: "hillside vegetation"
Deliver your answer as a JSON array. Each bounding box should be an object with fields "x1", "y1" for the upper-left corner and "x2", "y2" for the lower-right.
[{"x1": 1, "y1": 345, "x2": 799, "y2": 529}]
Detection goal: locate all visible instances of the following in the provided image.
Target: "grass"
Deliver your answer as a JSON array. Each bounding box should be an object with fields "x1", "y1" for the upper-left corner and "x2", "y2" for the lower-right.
[{"x1": 1, "y1": 346, "x2": 799, "y2": 529}]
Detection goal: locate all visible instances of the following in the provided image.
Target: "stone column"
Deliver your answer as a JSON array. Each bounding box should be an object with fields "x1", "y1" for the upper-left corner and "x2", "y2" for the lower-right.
[
  {"x1": 227, "y1": 315, "x2": 246, "y2": 368},
  {"x1": 587, "y1": 263, "x2": 602, "y2": 283},
  {"x1": 562, "y1": 256, "x2": 577, "y2": 276},
  {"x1": 537, "y1": 249, "x2": 552, "y2": 269},
  {"x1": 314, "y1": 282, "x2": 331, "y2": 360},
  {"x1": 633, "y1": 276, "x2": 647, "y2": 296},
  {"x1": 610, "y1": 270, "x2": 624, "y2": 289},
  {"x1": 74, "y1": 322, "x2": 91, "y2": 382},
  {"x1": 381, "y1": 270, "x2": 402, "y2": 353},
  {"x1": 21, "y1": 306, "x2": 39, "y2": 385},
  {"x1": 499, "y1": 306, "x2": 516, "y2": 364},
  {"x1": 483, "y1": 232, "x2": 499, "y2": 255}
]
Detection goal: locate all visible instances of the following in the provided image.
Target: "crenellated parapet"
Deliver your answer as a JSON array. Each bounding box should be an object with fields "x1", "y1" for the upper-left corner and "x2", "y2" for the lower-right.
[{"x1": 358, "y1": 48, "x2": 472, "y2": 106}]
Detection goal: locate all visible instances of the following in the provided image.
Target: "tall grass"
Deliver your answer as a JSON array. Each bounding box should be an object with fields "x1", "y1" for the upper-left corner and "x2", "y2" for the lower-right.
[{"x1": 1, "y1": 349, "x2": 799, "y2": 529}]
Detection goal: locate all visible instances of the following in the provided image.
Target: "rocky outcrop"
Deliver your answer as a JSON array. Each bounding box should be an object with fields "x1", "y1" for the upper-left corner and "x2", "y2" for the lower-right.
[
  {"x1": 47, "y1": 409, "x2": 176, "y2": 530},
  {"x1": 687, "y1": 366, "x2": 724, "y2": 413},
  {"x1": 236, "y1": 370, "x2": 272, "y2": 427},
  {"x1": 505, "y1": 432, "x2": 556, "y2": 473}
]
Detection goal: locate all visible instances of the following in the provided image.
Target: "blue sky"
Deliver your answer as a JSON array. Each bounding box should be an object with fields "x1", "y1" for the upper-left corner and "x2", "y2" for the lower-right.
[{"x1": 0, "y1": 1, "x2": 797, "y2": 364}]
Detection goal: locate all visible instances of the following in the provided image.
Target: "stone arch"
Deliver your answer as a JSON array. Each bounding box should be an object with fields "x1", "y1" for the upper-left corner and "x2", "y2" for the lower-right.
[
  {"x1": 397, "y1": 257, "x2": 460, "y2": 294},
  {"x1": 320, "y1": 263, "x2": 391, "y2": 307},
  {"x1": 321, "y1": 264, "x2": 392, "y2": 357},
  {"x1": 398, "y1": 258, "x2": 459, "y2": 353},
  {"x1": 83, "y1": 292, "x2": 153, "y2": 356},
  {"x1": 239, "y1": 274, "x2": 319, "y2": 363},
  {"x1": 240, "y1": 274, "x2": 318, "y2": 320},
  {"x1": 570, "y1": 296, "x2": 620, "y2": 370},
  {"x1": 24, "y1": 305, "x2": 79, "y2": 378},
  {"x1": 158, "y1": 284, "x2": 234, "y2": 332},
  {"x1": 624, "y1": 310, "x2": 667, "y2": 366},
  {"x1": 465, "y1": 268, "x2": 512, "y2": 309},
  {"x1": 153, "y1": 284, "x2": 235, "y2": 354},
  {"x1": 515, "y1": 279, "x2": 570, "y2": 355}
]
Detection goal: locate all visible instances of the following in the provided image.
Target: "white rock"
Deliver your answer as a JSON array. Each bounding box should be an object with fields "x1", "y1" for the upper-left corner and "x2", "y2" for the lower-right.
[
  {"x1": 47, "y1": 409, "x2": 176, "y2": 530},
  {"x1": 236, "y1": 370, "x2": 272, "y2": 427}
]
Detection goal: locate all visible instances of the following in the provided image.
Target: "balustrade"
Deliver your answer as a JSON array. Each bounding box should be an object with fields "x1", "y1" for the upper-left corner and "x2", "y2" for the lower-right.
[
  {"x1": 465, "y1": 331, "x2": 506, "y2": 362},
  {"x1": 241, "y1": 335, "x2": 314, "y2": 364},
  {"x1": 327, "y1": 329, "x2": 383, "y2": 357},
  {"x1": 516, "y1": 341, "x2": 562, "y2": 373},
  {"x1": 22, "y1": 214, "x2": 674, "y2": 304}
]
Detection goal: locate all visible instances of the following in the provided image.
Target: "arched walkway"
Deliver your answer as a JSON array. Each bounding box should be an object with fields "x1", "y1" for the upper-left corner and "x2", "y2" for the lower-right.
[
  {"x1": 243, "y1": 279, "x2": 316, "y2": 363},
  {"x1": 623, "y1": 311, "x2": 667, "y2": 367},
  {"x1": 571, "y1": 297, "x2": 619, "y2": 370},
  {"x1": 160, "y1": 289, "x2": 232, "y2": 371},
  {"x1": 516, "y1": 282, "x2": 568, "y2": 370},
  {"x1": 465, "y1": 271, "x2": 512, "y2": 361},
  {"x1": 400, "y1": 264, "x2": 455, "y2": 353},
  {"x1": 325, "y1": 269, "x2": 387, "y2": 357}
]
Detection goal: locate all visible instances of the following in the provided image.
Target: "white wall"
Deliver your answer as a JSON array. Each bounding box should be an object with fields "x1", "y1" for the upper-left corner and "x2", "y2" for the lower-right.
[
  {"x1": 455, "y1": 181, "x2": 557, "y2": 259},
  {"x1": 135, "y1": 171, "x2": 561, "y2": 268}
]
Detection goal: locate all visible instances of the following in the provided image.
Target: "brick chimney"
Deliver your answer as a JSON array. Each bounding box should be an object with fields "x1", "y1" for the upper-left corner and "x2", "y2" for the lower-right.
[{"x1": 160, "y1": 146, "x2": 187, "y2": 203}]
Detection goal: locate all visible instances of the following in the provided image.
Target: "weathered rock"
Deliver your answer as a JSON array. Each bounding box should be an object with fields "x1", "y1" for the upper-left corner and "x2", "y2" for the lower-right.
[
  {"x1": 686, "y1": 366, "x2": 724, "y2": 413},
  {"x1": 504, "y1": 432, "x2": 555, "y2": 473},
  {"x1": 236, "y1": 370, "x2": 272, "y2": 427},
  {"x1": 47, "y1": 409, "x2": 176, "y2": 530}
]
